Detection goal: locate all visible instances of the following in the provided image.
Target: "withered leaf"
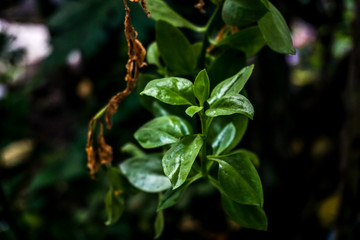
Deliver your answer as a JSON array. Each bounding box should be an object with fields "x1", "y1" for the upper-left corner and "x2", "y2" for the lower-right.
[
  {"x1": 105, "y1": 1, "x2": 146, "y2": 129},
  {"x1": 97, "y1": 123, "x2": 113, "y2": 165},
  {"x1": 87, "y1": 0, "x2": 148, "y2": 176}
]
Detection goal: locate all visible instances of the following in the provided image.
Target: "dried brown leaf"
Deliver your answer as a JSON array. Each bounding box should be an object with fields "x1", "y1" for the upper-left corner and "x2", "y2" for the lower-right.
[
  {"x1": 86, "y1": 119, "x2": 100, "y2": 176},
  {"x1": 86, "y1": 0, "x2": 148, "y2": 176},
  {"x1": 105, "y1": 1, "x2": 146, "y2": 129},
  {"x1": 97, "y1": 123, "x2": 113, "y2": 165}
]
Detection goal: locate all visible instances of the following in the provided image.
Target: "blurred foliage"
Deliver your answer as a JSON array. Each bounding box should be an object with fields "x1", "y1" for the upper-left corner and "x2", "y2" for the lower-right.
[{"x1": 1, "y1": 0, "x2": 360, "y2": 240}]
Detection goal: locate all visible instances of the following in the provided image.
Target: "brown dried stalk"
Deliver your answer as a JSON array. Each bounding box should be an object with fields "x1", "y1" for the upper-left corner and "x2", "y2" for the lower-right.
[
  {"x1": 206, "y1": 25, "x2": 229, "y2": 53},
  {"x1": 195, "y1": 0, "x2": 206, "y2": 13},
  {"x1": 86, "y1": 0, "x2": 148, "y2": 177}
]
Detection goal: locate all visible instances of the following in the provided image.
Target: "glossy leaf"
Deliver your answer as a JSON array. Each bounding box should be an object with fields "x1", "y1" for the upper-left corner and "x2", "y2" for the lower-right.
[
  {"x1": 156, "y1": 21, "x2": 196, "y2": 75},
  {"x1": 120, "y1": 155, "x2": 172, "y2": 193},
  {"x1": 137, "y1": 73, "x2": 157, "y2": 110},
  {"x1": 221, "y1": 194, "x2": 267, "y2": 231},
  {"x1": 211, "y1": 122, "x2": 236, "y2": 156},
  {"x1": 229, "y1": 149, "x2": 260, "y2": 168},
  {"x1": 105, "y1": 187, "x2": 124, "y2": 225},
  {"x1": 163, "y1": 135, "x2": 203, "y2": 189},
  {"x1": 194, "y1": 69, "x2": 210, "y2": 106},
  {"x1": 207, "y1": 49, "x2": 246, "y2": 88},
  {"x1": 185, "y1": 106, "x2": 203, "y2": 117},
  {"x1": 216, "y1": 26, "x2": 266, "y2": 58},
  {"x1": 208, "y1": 65, "x2": 254, "y2": 105},
  {"x1": 147, "y1": 42, "x2": 162, "y2": 68},
  {"x1": 222, "y1": 0, "x2": 268, "y2": 26},
  {"x1": 258, "y1": 2, "x2": 296, "y2": 55},
  {"x1": 154, "y1": 210, "x2": 164, "y2": 239},
  {"x1": 147, "y1": 0, "x2": 205, "y2": 32},
  {"x1": 208, "y1": 115, "x2": 248, "y2": 153},
  {"x1": 209, "y1": 151, "x2": 263, "y2": 206},
  {"x1": 134, "y1": 115, "x2": 192, "y2": 148},
  {"x1": 141, "y1": 77, "x2": 196, "y2": 106},
  {"x1": 206, "y1": 94, "x2": 254, "y2": 119}
]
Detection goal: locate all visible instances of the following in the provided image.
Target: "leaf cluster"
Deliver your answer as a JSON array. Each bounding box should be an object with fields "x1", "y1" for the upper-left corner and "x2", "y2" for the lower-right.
[{"x1": 97, "y1": 0, "x2": 295, "y2": 237}]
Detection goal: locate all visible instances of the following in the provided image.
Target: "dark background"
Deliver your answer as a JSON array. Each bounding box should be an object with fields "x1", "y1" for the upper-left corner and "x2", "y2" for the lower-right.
[{"x1": 1, "y1": 0, "x2": 359, "y2": 239}]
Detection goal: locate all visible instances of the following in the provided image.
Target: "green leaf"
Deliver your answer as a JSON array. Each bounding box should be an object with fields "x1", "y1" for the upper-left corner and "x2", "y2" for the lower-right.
[
  {"x1": 258, "y1": 2, "x2": 296, "y2": 55},
  {"x1": 185, "y1": 106, "x2": 203, "y2": 117},
  {"x1": 221, "y1": 194, "x2": 267, "y2": 231},
  {"x1": 222, "y1": 0, "x2": 268, "y2": 26},
  {"x1": 208, "y1": 115, "x2": 248, "y2": 152},
  {"x1": 206, "y1": 94, "x2": 254, "y2": 119},
  {"x1": 156, "y1": 21, "x2": 196, "y2": 75},
  {"x1": 154, "y1": 210, "x2": 164, "y2": 239},
  {"x1": 134, "y1": 115, "x2": 192, "y2": 149},
  {"x1": 147, "y1": 42, "x2": 162, "y2": 68},
  {"x1": 157, "y1": 174, "x2": 200, "y2": 211},
  {"x1": 163, "y1": 135, "x2": 203, "y2": 189},
  {"x1": 229, "y1": 149, "x2": 261, "y2": 168},
  {"x1": 216, "y1": 26, "x2": 266, "y2": 58},
  {"x1": 120, "y1": 155, "x2": 172, "y2": 193},
  {"x1": 211, "y1": 122, "x2": 236, "y2": 156},
  {"x1": 147, "y1": 0, "x2": 205, "y2": 32},
  {"x1": 105, "y1": 187, "x2": 124, "y2": 225},
  {"x1": 194, "y1": 69, "x2": 210, "y2": 106},
  {"x1": 191, "y1": 42, "x2": 203, "y2": 60},
  {"x1": 207, "y1": 49, "x2": 246, "y2": 88},
  {"x1": 157, "y1": 183, "x2": 188, "y2": 211},
  {"x1": 208, "y1": 65, "x2": 254, "y2": 105},
  {"x1": 208, "y1": 151, "x2": 263, "y2": 206},
  {"x1": 106, "y1": 167, "x2": 126, "y2": 192},
  {"x1": 121, "y1": 143, "x2": 146, "y2": 157},
  {"x1": 137, "y1": 73, "x2": 158, "y2": 112},
  {"x1": 152, "y1": 101, "x2": 172, "y2": 117},
  {"x1": 141, "y1": 77, "x2": 196, "y2": 106}
]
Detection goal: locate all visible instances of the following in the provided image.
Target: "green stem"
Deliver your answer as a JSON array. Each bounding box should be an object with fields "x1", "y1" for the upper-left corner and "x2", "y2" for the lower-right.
[
  {"x1": 94, "y1": 105, "x2": 108, "y2": 120},
  {"x1": 91, "y1": 105, "x2": 108, "y2": 133},
  {"x1": 197, "y1": 6, "x2": 221, "y2": 69},
  {"x1": 199, "y1": 110, "x2": 208, "y2": 176}
]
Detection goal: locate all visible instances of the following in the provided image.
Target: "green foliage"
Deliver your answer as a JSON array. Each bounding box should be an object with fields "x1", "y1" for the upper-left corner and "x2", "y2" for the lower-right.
[
  {"x1": 134, "y1": 116, "x2": 192, "y2": 148},
  {"x1": 215, "y1": 26, "x2": 266, "y2": 58},
  {"x1": 101, "y1": 0, "x2": 295, "y2": 236},
  {"x1": 120, "y1": 155, "x2": 171, "y2": 192},
  {"x1": 141, "y1": 77, "x2": 196, "y2": 105},
  {"x1": 222, "y1": 0, "x2": 268, "y2": 26},
  {"x1": 163, "y1": 134, "x2": 203, "y2": 189},
  {"x1": 258, "y1": 2, "x2": 296, "y2": 54},
  {"x1": 146, "y1": 0, "x2": 205, "y2": 32},
  {"x1": 155, "y1": 21, "x2": 197, "y2": 75},
  {"x1": 221, "y1": 194, "x2": 268, "y2": 231}
]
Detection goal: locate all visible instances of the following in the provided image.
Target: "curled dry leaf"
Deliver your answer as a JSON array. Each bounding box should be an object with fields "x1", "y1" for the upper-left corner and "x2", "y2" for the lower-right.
[
  {"x1": 86, "y1": 0, "x2": 148, "y2": 176},
  {"x1": 105, "y1": 0, "x2": 147, "y2": 129},
  {"x1": 86, "y1": 121, "x2": 113, "y2": 177},
  {"x1": 97, "y1": 123, "x2": 113, "y2": 165}
]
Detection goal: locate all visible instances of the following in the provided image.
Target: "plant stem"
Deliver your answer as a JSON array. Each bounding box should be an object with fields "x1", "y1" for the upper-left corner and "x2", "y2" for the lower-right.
[
  {"x1": 199, "y1": 110, "x2": 208, "y2": 176},
  {"x1": 197, "y1": 6, "x2": 221, "y2": 69}
]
